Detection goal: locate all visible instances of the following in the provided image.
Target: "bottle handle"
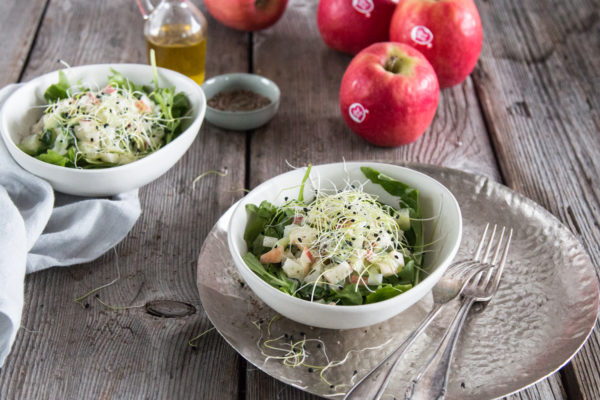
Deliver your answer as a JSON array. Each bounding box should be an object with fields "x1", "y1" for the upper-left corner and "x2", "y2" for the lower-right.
[{"x1": 136, "y1": 0, "x2": 156, "y2": 20}]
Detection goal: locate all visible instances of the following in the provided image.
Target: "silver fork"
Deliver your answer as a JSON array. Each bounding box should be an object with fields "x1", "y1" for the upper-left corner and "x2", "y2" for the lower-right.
[
  {"x1": 405, "y1": 225, "x2": 513, "y2": 400},
  {"x1": 344, "y1": 231, "x2": 496, "y2": 400}
]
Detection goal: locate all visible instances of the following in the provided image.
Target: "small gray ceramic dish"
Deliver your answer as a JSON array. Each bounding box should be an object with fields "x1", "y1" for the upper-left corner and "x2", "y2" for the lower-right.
[{"x1": 201, "y1": 73, "x2": 280, "y2": 131}]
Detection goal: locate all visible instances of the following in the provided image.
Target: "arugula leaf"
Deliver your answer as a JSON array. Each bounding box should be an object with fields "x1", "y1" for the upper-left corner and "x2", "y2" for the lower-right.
[
  {"x1": 296, "y1": 284, "x2": 327, "y2": 301},
  {"x1": 171, "y1": 92, "x2": 190, "y2": 119},
  {"x1": 331, "y1": 284, "x2": 364, "y2": 305},
  {"x1": 365, "y1": 284, "x2": 412, "y2": 304},
  {"x1": 242, "y1": 253, "x2": 297, "y2": 295},
  {"x1": 36, "y1": 150, "x2": 70, "y2": 167},
  {"x1": 107, "y1": 68, "x2": 144, "y2": 93},
  {"x1": 398, "y1": 259, "x2": 415, "y2": 283},
  {"x1": 243, "y1": 201, "x2": 278, "y2": 248},
  {"x1": 361, "y1": 167, "x2": 418, "y2": 210},
  {"x1": 44, "y1": 70, "x2": 71, "y2": 102}
]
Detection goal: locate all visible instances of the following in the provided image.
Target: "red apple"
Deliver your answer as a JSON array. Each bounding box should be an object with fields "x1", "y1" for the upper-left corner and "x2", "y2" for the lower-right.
[
  {"x1": 389, "y1": 0, "x2": 482, "y2": 88},
  {"x1": 204, "y1": 0, "x2": 288, "y2": 31},
  {"x1": 317, "y1": 0, "x2": 398, "y2": 55},
  {"x1": 339, "y1": 42, "x2": 439, "y2": 146}
]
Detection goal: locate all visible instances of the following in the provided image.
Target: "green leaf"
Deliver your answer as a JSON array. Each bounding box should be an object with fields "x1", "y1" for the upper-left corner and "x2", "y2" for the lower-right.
[
  {"x1": 365, "y1": 284, "x2": 411, "y2": 304},
  {"x1": 107, "y1": 68, "x2": 144, "y2": 92},
  {"x1": 360, "y1": 167, "x2": 418, "y2": 210},
  {"x1": 398, "y1": 259, "x2": 415, "y2": 282},
  {"x1": 242, "y1": 253, "x2": 297, "y2": 294},
  {"x1": 243, "y1": 201, "x2": 278, "y2": 248},
  {"x1": 171, "y1": 92, "x2": 190, "y2": 119},
  {"x1": 332, "y1": 284, "x2": 364, "y2": 305},
  {"x1": 44, "y1": 70, "x2": 71, "y2": 102},
  {"x1": 36, "y1": 150, "x2": 70, "y2": 167}
]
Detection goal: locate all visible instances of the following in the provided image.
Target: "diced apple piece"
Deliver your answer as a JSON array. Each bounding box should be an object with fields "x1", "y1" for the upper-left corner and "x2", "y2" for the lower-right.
[
  {"x1": 289, "y1": 226, "x2": 318, "y2": 247},
  {"x1": 299, "y1": 247, "x2": 314, "y2": 270},
  {"x1": 304, "y1": 262, "x2": 324, "y2": 283},
  {"x1": 262, "y1": 236, "x2": 279, "y2": 248},
  {"x1": 376, "y1": 251, "x2": 405, "y2": 276},
  {"x1": 323, "y1": 261, "x2": 353, "y2": 284},
  {"x1": 282, "y1": 258, "x2": 310, "y2": 280},
  {"x1": 260, "y1": 247, "x2": 283, "y2": 264},
  {"x1": 368, "y1": 273, "x2": 383, "y2": 285},
  {"x1": 349, "y1": 249, "x2": 366, "y2": 273}
]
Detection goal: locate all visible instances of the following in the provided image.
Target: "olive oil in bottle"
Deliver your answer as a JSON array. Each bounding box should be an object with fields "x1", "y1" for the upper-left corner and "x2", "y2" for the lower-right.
[
  {"x1": 140, "y1": 0, "x2": 208, "y2": 85},
  {"x1": 146, "y1": 24, "x2": 207, "y2": 85}
]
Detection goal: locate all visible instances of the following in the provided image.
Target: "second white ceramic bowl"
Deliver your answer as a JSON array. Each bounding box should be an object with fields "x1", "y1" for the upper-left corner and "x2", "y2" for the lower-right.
[
  {"x1": 228, "y1": 162, "x2": 462, "y2": 329},
  {"x1": 0, "y1": 64, "x2": 206, "y2": 197}
]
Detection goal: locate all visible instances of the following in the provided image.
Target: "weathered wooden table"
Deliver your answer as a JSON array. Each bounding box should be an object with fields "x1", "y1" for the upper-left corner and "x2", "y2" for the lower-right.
[{"x1": 1, "y1": 0, "x2": 598, "y2": 398}]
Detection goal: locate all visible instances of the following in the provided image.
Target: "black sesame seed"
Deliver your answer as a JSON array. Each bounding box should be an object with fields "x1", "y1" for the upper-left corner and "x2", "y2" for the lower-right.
[
  {"x1": 284, "y1": 197, "x2": 288, "y2": 201},
  {"x1": 308, "y1": 368, "x2": 314, "y2": 373},
  {"x1": 300, "y1": 332, "x2": 305, "y2": 336},
  {"x1": 95, "y1": 294, "x2": 100, "y2": 298},
  {"x1": 103, "y1": 123, "x2": 108, "y2": 128},
  {"x1": 84, "y1": 303, "x2": 90, "y2": 309},
  {"x1": 317, "y1": 343, "x2": 322, "y2": 348},
  {"x1": 259, "y1": 319, "x2": 264, "y2": 323},
  {"x1": 353, "y1": 370, "x2": 358, "y2": 375},
  {"x1": 298, "y1": 238, "x2": 303, "y2": 243},
  {"x1": 330, "y1": 385, "x2": 334, "y2": 389}
]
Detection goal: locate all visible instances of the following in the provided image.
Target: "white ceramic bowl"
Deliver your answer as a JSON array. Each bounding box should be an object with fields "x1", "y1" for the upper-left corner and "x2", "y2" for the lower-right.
[
  {"x1": 228, "y1": 162, "x2": 462, "y2": 329},
  {"x1": 0, "y1": 64, "x2": 206, "y2": 197}
]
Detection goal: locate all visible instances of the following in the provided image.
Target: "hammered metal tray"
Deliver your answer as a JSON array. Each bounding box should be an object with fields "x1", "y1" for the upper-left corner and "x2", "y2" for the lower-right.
[{"x1": 196, "y1": 164, "x2": 599, "y2": 399}]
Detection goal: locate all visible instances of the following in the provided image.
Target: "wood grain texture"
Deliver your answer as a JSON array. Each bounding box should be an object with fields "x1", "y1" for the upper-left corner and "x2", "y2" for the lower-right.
[
  {"x1": 246, "y1": 0, "x2": 563, "y2": 399},
  {"x1": 0, "y1": 0, "x2": 247, "y2": 399},
  {"x1": 249, "y1": 0, "x2": 499, "y2": 190},
  {"x1": 472, "y1": 0, "x2": 600, "y2": 398},
  {"x1": 0, "y1": 0, "x2": 47, "y2": 86}
]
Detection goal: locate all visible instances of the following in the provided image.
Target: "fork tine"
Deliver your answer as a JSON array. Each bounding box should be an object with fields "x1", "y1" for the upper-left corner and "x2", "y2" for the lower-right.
[
  {"x1": 473, "y1": 223, "x2": 490, "y2": 261},
  {"x1": 481, "y1": 225, "x2": 498, "y2": 263},
  {"x1": 490, "y1": 226, "x2": 506, "y2": 265},
  {"x1": 486, "y1": 228, "x2": 513, "y2": 294}
]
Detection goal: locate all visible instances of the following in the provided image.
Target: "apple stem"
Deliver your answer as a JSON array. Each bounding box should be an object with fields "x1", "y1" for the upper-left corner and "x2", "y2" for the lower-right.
[
  {"x1": 255, "y1": 0, "x2": 268, "y2": 8},
  {"x1": 384, "y1": 56, "x2": 402, "y2": 74}
]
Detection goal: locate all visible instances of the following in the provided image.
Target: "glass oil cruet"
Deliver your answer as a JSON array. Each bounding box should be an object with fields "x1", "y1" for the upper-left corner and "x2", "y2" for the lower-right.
[{"x1": 137, "y1": 0, "x2": 207, "y2": 85}]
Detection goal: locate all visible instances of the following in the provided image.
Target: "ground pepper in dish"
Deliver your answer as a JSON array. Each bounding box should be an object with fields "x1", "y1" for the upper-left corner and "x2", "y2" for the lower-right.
[{"x1": 208, "y1": 89, "x2": 271, "y2": 111}]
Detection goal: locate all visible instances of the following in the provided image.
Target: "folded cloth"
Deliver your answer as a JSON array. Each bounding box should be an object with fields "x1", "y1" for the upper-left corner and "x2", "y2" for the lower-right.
[{"x1": 0, "y1": 85, "x2": 141, "y2": 367}]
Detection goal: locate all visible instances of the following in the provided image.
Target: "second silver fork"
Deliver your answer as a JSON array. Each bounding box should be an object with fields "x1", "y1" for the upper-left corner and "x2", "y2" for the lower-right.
[{"x1": 406, "y1": 224, "x2": 513, "y2": 400}]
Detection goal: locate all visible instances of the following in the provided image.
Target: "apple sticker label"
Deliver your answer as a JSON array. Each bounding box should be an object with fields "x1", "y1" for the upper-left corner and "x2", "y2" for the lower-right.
[
  {"x1": 411, "y1": 25, "x2": 434, "y2": 48},
  {"x1": 349, "y1": 103, "x2": 369, "y2": 123},
  {"x1": 352, "y1": 0, "x2": 374, "y2": 17}
]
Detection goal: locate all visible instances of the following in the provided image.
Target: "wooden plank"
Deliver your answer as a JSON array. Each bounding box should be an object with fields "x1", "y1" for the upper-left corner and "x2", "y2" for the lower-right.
[
  {"x1": 0, "y1": 0, "x2": 47, "y2": 86},
  {"x1": 0, "y1": 0, "x2": 248, "y2": 398},
  {"x1": 471, "y1": 0, "x2": 600, "y2": 398},
  {"x1": 246, "y1": 0, "x2": 564, "y2": 399},
  {"x1": 250, "y1": 0, "x2": 499, "y2": 189}
]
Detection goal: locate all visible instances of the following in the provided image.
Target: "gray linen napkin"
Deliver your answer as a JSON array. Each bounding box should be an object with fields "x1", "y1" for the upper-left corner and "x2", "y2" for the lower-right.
[{"x1": 0, "y1": 85, "x2": 141, "y2": 366}]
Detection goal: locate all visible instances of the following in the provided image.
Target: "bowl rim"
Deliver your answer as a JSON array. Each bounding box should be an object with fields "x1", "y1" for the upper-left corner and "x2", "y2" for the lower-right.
[
  {"x1": 227, "y1": 161, "x2": 463, "y2": 312},
  {"x1": 202, "y1": 72, "x2": 280, "y2": 116},
  {"x1": 0, "y1": 63, "x2": 206, "y2": 175}
]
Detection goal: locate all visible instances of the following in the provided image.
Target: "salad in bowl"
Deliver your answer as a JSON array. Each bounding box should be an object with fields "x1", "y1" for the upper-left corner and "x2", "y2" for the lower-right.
[
  {"x1": 0, "y1": 63, "x2": 206, "y2": 196},
  {"x1": 228, "y1": 162, "x2": 462, "y2": 329}
]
